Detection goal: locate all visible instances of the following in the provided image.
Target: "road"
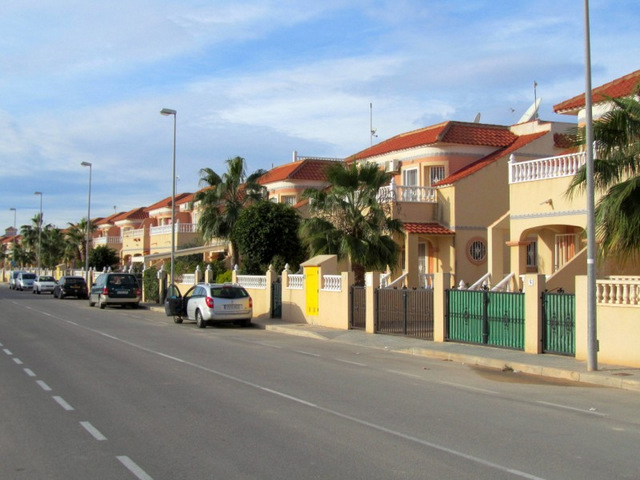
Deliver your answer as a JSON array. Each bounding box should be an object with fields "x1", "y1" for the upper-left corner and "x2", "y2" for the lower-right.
[{"x1": 1, "y1": 287, "x2": 639, "y2": 479}]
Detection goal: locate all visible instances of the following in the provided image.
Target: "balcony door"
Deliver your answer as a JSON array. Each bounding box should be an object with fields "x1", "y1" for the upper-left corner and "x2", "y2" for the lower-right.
[{"x1": 402, "y1": 168, "x2": 418, "y2": 201}]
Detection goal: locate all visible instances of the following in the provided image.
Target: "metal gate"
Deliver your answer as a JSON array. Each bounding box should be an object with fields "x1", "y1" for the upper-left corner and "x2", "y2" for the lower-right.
[
  {"x1": 350, "y1": 286, "x2": 366, "y2": 329},
  {"x1": 271, "y1": 280, "x2": 282, "y2": 318},
  {"x1": 375, "y1": 288, "x2": 434, "y2": 340},
  {"x1": 541, "y1": 292, "x2": 575, "y2": 356},
  {"x1": 446, "y1": 289, "x2": 525, "y2": 350}
]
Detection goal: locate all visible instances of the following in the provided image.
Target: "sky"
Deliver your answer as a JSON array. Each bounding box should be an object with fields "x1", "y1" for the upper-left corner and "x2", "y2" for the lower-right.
[{"x1": 1, "y1": 0, "x2": 639, "y2": 230}]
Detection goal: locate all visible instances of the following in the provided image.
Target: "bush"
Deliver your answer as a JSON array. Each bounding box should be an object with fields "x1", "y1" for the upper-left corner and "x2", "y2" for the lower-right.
[{"x1": 143, "y1": 266, "x2": 159, "y2": 303}]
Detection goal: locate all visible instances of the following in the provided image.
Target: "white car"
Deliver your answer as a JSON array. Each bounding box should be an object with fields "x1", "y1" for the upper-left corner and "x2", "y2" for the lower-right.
[
  {"x1": 16, "y1": 272, "x2": 36, "y2": 291},
  {"x1": 33, "y1": 275, "x2": 57, "y2": 294}
]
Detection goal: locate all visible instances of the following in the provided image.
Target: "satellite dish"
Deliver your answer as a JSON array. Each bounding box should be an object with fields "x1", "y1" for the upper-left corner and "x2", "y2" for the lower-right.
[
  {"x1": 473, "y1": 112, "x2": 481, "y2": 123},
  {"x1": 517, "y1": 98, "x2": 541, "y2": 123}
]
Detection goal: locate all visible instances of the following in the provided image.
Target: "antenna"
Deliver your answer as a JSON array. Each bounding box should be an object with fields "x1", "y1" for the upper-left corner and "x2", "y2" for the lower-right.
[
  {"x1": 370, "y1": 102, "x2": 378, "y2": 146},
  {"x1": 517, "y1": 97, "x2": 541, "y2": 124},
  {"x1": 473, "y1": 112, "x2": 481, "y2": 123}
]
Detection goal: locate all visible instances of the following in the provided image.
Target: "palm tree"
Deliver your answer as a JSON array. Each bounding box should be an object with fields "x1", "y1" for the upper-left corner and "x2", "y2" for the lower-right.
[
  {"x1": 567, "y1": 86, "x2": 640, "y2": 264},
  {"x1": 41, "y1": 227, "x2": 66, "y2": 268},
  {"x1": 19, "y1": 215, "x2": 42, "y2": 267},
  {"x1": 64, "y1": 222, "x2": 86, "y2": 268},
  {"x1": 299, "y1": 162, "x2": 403, "y2": 285},
  {"x1": 195, "y1": 156, "x2": 266, "y2": 267}
]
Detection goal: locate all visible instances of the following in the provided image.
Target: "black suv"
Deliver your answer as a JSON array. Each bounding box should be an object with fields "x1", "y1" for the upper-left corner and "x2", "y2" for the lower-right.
[
  {"x1": 89, "y1": 273, "x2": 141, "y2": 309},
  {"x1": 53, "y1": 276, "x2": 88, "y2": 299}
]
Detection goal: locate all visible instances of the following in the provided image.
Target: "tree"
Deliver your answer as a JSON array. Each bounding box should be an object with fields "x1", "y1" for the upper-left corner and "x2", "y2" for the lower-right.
[
  {"x1": 299, "y1": 162, "x2": 403, "y2": 285},
  {"x1": 89, "y1": 245, "x2": 120, "y2": 271},
  {"x1": 41, "y1": 226, "x2": 66, "y2": 268},
  {"x1": 195, "y1": 156, "x2": 266, "y2": 267},
  {"x1": 232, "y1": 201, "x2": 306, "y2": 274},
  {"x1": 567, "y1": 86, "x2": 640, "y2": 264}
]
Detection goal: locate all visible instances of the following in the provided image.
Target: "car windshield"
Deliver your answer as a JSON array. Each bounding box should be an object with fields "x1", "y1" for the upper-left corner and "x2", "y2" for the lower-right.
[
  {"x1": 66, "y1": 278, "x2": 86, "y2": 285},
  {"x1": 39, "y1": 276, "x2": 55, "y2": 282},
  {"x1": 210, "y1": 286, "x2": 248, "y2": 299},
  {"x1": 22, "y1": 274, "x2": 36, "y2": 280}
]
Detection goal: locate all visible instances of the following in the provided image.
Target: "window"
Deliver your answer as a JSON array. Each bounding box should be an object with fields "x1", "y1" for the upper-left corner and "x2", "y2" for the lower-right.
[
  {"x1": 429, "y1": 166, "x2": 445, "y2": 185},
  {"x1": 466, "y1": 237, "x2": 487, "y2": 265},
  {"x1": 527, "y1": 240, "x2": 538, "y2": 271},
  {"x1": 281, "y1": 195, "x2": 296, "y2": 206}
]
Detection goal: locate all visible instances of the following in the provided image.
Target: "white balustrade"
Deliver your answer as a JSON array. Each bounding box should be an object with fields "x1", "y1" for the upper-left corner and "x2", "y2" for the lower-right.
[
  {"x1": 94, "y1": 236, "x2": 122, "y2": 245},
  {"x1": 321, "y1": 275, "x2": 342, "y2": 291},
  {"x1": 236, "y1": 275, "x2": 267, "y2": 289},
  {"x1": 377, "y1": 185, "x2": 436, "y2": 203},
  {"x1": 288, "y1": 274, "x2": 304, "y2": 290},
  {"x1": 596, "y1": 278, "x2": 640, "y2": 306},
  {"x1": 509, "y1": 152, "x2": 586, "y2": 184},
  {"x1": 150, "y1": 223, "x2": 197, "y2": 236}
]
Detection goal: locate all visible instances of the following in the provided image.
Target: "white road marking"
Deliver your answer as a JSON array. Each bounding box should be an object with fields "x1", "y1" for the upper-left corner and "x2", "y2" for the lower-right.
[
  {"x1": 80, "y1": 421, "x2": 107, "y2": 440},
  {"x1": 438, "y1": 380, "x2": 500, "y2": 395},
  {"x1": 24, "y1": 368, "x2": 36, "y2": 377},
  {"x1": 336, "y1": 358, "x2": 367, "y2": 367},
  {"x1": 53, "y1": 396, "x2": 74, "y2": 411},
  {"x1": 117, "y1": 456, "x2": 154, "y2": 480},
  {"x1": 3, "y1": 348, "x2": 12, "y2": 355},
  {"x1": 385, "y1": 369, "x2": 422, "y2": 379},
  {"x1": 13, "y1": 357, "x2": 23, "y2": 365},
  {"x1": 536, "y1": 400, "x2": 607, "y2": 417},
  {"x1": 36, "y1": 380, "x2": 52, "y2": 391},
  {"x1": 295, "y1": 350, "x2": 320, "y2": 357}
]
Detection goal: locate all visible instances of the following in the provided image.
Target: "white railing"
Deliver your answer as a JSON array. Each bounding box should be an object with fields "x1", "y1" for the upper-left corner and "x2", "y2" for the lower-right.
[
  {"x1": 150, "y1": 223, "x2": 197, "y2": 236},
  {"x1": 321, "y1": 275, "x2": 342, "y2": 291},
  {"x1": 491, "y1": 273, "x2": 515, "y2": 292},
  {"x1": 93, "y1": 236, "x2": 122, "y2": 245},
  {"x1": 288, "y1": 274, "x2": 304, "y2": 290},
  {"x1": 420, "y1": 273, "x2": 434, "y2": 289},
  {"x1": 379, "y1": 272, "x2": 391, "y2": 288},
  {"x1": 123, "y1": 228, "x2": 145, "y2": 238},
  {"x1": 596, "y1": 278, "x2": 640, "y2": 306},
  {"x1": 237, "y1": 275, "x2": 267, "y2": 289},
  {"x1": 378, "y1": 184, "x2": 437, "y2": 203},
  {"x1": 509, "y1": 151, "x2": 585, "y2": 184},
  {"x1": 467, "y1": 272, "x2": 492, "y2": 290},
  {"x1": 181, "y1": 274, "x2": 196, "y2": 284},
  {"x1": 384, "y1": 272, "x2": 408, "y2": 289}
]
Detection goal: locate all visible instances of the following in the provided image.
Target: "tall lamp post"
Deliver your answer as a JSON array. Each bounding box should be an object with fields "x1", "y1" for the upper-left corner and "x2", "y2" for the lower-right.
[
  {"x1": 34, "y1": 192, "x2": 43, "y2": 274},
  {"x1": 9, "y1": 207, "x2": 16, "y2": 229},
  {"x1": 81, "y1": 161, "x2": 93, "y2": 285},
  {"x1": 160, "y1": 108, "x2": 177, "y2": 287}
]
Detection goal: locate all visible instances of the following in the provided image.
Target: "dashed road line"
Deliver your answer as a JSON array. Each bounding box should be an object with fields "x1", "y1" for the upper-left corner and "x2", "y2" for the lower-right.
[
  {"x1": 80, "y1": 421, "x2": 107, "y2": 441},
  {"x1": 295, "y1": 350, "x2": 320, "y2": 357},
  {"x1": 53, "y1": 396, "x2": 74, "y2": 411},
  {"x1": 117, "y1": 456, "x2": 154, "y2": 480},
  {"x1": 335, "y1": 358, "x2": 367, "y2": 367},
  {"x1": 36, "y1": 380, "x2": 52, "y2": 391},
  {"x1": 536, "y1": 400, "x2": 607, "y2": 417},
  {"x1": 3, "y1": 348, "x2": 13, "y2": 355},
  {"x1": 13, "y1": 357, "x2": 23, "y2": 365},
  {"x1": 24, "y1": 368, "x2": 36, "y2": 377}
]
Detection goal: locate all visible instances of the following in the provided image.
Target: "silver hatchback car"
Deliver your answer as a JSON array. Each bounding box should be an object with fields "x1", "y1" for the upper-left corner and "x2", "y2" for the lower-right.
[{"x1": 166, "y1": 283, "x2": 253, "y2": 328}]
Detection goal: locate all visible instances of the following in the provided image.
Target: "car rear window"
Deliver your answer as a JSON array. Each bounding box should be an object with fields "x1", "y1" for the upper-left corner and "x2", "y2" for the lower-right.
[
  {"x1": 66, "y1": 278, "x2": 86, "y2": 285},
  {"x1": 39, "y1": 276, "x2": 55, "y2": 282},
  {"x1": 210, "y1": 286, "x2": 248, "y2": 299},
  {"x1": 22, "y1": 274, "x2": 36, "y2": 280},
  {"x1": 107, "y1": 275, "x2": 138, "y2": 286}
]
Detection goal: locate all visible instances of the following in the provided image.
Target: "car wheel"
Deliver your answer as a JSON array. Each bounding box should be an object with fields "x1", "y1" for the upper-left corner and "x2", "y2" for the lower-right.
[
  {"x1": 98, "y1": 296, "x2": 106, "y2": 309},
  {"x1": 88, "y1": 295, "x2": 96, "y2": 307},
  {"x1": 195, "y1": 310, "x2": 206, "y2": 329},
  {"x1": 173, "y1": 316, "x2": 183, "y2": 324},
  {"x1": 59, "y1": 292, "x2": 64, "y2": 299},
  {"x1": 33, "y1": 288, "x2": 36, "y2": 294}
]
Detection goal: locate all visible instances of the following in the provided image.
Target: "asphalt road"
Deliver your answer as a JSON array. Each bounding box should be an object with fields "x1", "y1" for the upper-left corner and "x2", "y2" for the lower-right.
[{"x1": 1, "y1": 287, "x2": 639, "y2": 480}]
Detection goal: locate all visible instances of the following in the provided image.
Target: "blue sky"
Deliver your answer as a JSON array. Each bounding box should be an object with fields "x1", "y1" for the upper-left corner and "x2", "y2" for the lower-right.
[{"x1": 2, "y1": 0, "x2": 639, "y2": 229}]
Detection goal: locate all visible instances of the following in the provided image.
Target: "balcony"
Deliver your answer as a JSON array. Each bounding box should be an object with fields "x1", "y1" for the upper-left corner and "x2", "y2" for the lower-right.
[
  {"x1": 378, "y1": 180, "x2": 437, "y2": 204},
  {"x1": 149, "y1": 223, "x2": 197, "y2": 236},
  {"x1": 509, "y1": 152, "x2": 585, "y2": 184},
  {"x1": 93, "y1": 236, "x2": 122, "y2": 246}
]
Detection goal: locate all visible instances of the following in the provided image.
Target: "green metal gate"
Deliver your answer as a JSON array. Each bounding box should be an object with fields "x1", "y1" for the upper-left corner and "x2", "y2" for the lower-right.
[
  {"x1": 447, "y1": 289, "x2": 525, "y2": 350},
  {"x1": 541, "y1": 292, "x2": 575, "y2": 356}
]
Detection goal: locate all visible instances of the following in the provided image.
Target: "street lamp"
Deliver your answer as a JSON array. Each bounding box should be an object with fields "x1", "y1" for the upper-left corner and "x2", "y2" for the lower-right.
[
  {"x1": 160, "y1": 108, "x2": 177, "y2": 288},
  {"x1": 9, "y1": 207, "x2": 16, "y2": 230},
  {"x1": 34, "y1": 192, "x2": 42, "y2": 274},
  {"x1": 81, "y1": 161, "x2": 93, "y2": 285}
]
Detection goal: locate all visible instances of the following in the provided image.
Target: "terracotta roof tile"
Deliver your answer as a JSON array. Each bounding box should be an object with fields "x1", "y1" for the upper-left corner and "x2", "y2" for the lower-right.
[
  {"x1": 113, "y1": 207, "x2": 148, "y2": 223},
  {"x1": 258, "y1": 159, "x2": 336, "y2": 185},
  {"x1": 554, "y1": 68, "x2": 640, "y2": 114},
  {"x1": 404, "y1": 222, "x2": 454, "y2": 235},
  {"x1": 434, "y1": 131, "x2": 548, "y2": 186},
  {"x1": 348, "y1": 122, "x2": 517, "y2": 162},
  {"x1": 96, "y1": 211, "x2": 125, "y2": 226},
  {"x1": 145, "y1": 193, "x2": 192, "y2": 212}
]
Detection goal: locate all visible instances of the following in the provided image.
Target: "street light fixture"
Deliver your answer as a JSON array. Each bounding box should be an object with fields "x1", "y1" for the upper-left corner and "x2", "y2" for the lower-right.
[
  {"x1": 34, "y1": 192, "x2": 42, "y2": 274},
  {"x1": 160, "y1": 108, "x2": 177, "y2": 289},
  {"x1": 81, "y1": 161, "x2": 93, "y2": 285}
]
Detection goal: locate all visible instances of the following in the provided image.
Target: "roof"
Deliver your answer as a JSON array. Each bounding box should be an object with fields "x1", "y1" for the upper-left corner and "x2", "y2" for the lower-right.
[
  {"x1": 258, "y1": 159, "x2": 337, "y2": 185},
  {"x1": 145, "y1": 193, "x2": 192, "y2": 212},
  {"x1": 113, "y1": 207, "x2": 148, "y2": 223},
  {"x1": 554, "y1": 68, "x2": 640, "y2": 114},
  {"x1": 403, "y1": 222, "x2": 455, "y2": 235},
  {"x1": 96, "y1": 211, "x2": 125, "y2": 227},
  {"x1": 434, "y1": 131, "x2": 548, "y2": 186},
  {"x1": 348, "y1": 121, "x2": 517, "y2": 162}
]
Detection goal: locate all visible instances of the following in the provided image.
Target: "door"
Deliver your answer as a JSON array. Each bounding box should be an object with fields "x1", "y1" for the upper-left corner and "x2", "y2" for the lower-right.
[{"x1": 164, "y1": 284, "x2": 183, "y2": 316}]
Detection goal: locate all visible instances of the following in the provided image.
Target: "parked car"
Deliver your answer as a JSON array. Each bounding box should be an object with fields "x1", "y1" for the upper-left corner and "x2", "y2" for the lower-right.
[
  {"x1": 89, "y1": 272, "x2": 141, "y2": 309},
  {"x1": 16, "y1": 272, "x2": 37, "y2": 291},
  {"x1": 33, "y1": 275, "x2": 57, "y2": 294},
  {"x1": 164, "y1": 283, "x2": 253, "y2": 328},
  {"x1": 9, "y1": 271, "x2": 23, "y2": 290},
  {"x1": 53, "y1": 276, "x2": 88, "y2": 299}
]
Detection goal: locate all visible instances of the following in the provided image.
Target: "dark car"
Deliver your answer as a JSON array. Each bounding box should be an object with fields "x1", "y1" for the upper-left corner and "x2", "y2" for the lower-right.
[
  {"x1": 53, "y1": 276, "x2": 88, "y2": 299},
  {"x1": 89, "y1": 273, "x2": 141, "y2": 309}
]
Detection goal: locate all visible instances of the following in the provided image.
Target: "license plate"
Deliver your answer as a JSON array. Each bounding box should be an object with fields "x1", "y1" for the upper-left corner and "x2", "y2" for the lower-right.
[
  {"x1": 116, "y1": 289, "x2": 129, "y2": 294},
  {"x1": 224, "y1": 304, "x2": 242, "y2": 310}
]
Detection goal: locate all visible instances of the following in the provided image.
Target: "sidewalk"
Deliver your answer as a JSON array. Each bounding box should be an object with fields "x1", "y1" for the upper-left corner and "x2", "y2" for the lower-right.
[{"x1": 145, "y1": 304, "x2": 640, "y2": 392}]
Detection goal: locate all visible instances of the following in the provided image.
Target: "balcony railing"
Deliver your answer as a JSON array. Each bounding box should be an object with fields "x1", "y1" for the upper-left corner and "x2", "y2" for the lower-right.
[
  {"x1": 378, "y1": 181, "x2": 437, "y2": 203},
  {"x1": 93, "y1": 236, "x2": 122, "y2": 245},
  {"x1": 149, "y1": 223, "x2": 198, "y2": 236},
  {"x1": 509, "y1": 152, "x2": 585, "y2": 184},
  {"x1": 123, "y1": 228, "x2": 145, "y2": 238}
]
